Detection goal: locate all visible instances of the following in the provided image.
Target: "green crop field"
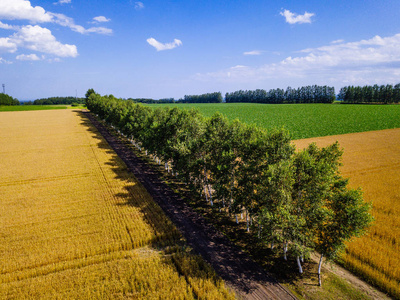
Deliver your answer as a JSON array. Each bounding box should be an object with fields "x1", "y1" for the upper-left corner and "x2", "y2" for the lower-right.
[
  {"x1": 0, "y1": 105, "x2": 67, "y2": 112},
  {"x1": 150, "y1": 103, "x2": 400, "y2": 139}
]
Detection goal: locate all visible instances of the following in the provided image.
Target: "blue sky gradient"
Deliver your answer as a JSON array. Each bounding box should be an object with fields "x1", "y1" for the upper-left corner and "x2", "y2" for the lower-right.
[{"x1": 1, "y1": 0, "x2": 400, "y2": 100}]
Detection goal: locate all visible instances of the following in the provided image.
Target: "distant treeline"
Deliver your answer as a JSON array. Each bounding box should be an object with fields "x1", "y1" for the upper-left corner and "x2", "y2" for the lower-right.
[
  {"x1": 225, "y1": 85, "x2": 336, "y2": 104},
  {"x1": 128, "y1": 98, "x2": 176, "y2": 104},
  {"x1": 128, "y1": 93, "x2": 223, "y2": 104},
  {"x1": 181, "y1": 92, "x2": 223, "y2": 103},
  {"x1": 338, "y1": 84, "x2": 400, "y2": 104},
  {"x1": 33, "y1": 97, "x2": 85, "y2": 105},
  {"x1": 0, "y1": 93, "x2": 19, "y2": 106}
]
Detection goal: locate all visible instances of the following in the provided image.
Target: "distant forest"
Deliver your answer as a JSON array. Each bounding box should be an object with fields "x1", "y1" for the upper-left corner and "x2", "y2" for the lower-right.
[
  {"x1": 338, "y1": 84, "x2": 400, "y2": 104},
  {"x1": 33, "y1": 96, "x2": 85, "y2": 105},
  {"x1": 0, "y1": 93, "x2": 19, "y2": 106},
  {"x1": 128, "y1": 92, "x2": 223, "y2": 104},
  {"x1": 225, "y1": 85, "x2": 336, "y2": 104}
]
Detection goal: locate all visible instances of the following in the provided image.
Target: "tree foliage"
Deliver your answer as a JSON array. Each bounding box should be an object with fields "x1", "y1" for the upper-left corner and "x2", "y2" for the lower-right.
[
  {"x1": 34, "y1": 97, "x2": 85, "y2": 105},
  {"x1": 225, "y1": 85, "x2": 335, "y2": 104},
  {"x1": 181, "y1": 92, "x2": 223, "y2": 103},
  {"x1": 0, "y1": 93, "x2": 19, "y2": 106},
  {"x1": 338, "y1": 84, "x2": 400, "y2": 104},
  {"x1": 86, "y1": 90, "x2": 373, "y2": 284}
]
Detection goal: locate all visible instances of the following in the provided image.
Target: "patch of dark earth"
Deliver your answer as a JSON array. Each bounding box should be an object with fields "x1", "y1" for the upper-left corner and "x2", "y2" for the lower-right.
[{"x1": 84, "y1": 111, "x2": 297, "y2": 300}]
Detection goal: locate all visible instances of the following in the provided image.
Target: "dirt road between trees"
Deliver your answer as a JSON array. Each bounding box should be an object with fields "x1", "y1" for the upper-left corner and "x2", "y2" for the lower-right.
[{"x1": 85, "y1": 111, "x2": 296, "y2": 300}]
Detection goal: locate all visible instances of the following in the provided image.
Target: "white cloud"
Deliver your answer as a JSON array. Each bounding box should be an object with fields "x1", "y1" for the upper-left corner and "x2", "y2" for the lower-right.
[
  {"x1": 53, "y1": 0, "x2": 71, "y2": 5},
  {"x1": 0, "y1": 0, "x2": 112, "y2": 35},
  {"x1": 331, "y1": 39, "x2": 344, "y2": 44},
  {"x1": 0, "y1": 57, "x2": 12, "y2": 64},
  {"x1": 135, "y1": 2, "x2": 145, "y2": 10},
  {"x1": 93, "y1": 16, "x2": 111, "y2": 23},
  {"x1": 147, "y1": 38, "x2": 182, "y2": 51},
  {"x1": 244, "y1": 50, "x2": 263, "y2": 56},
  {"x1": 0, "y1": 25, "x2": 78, "y2": 57},
  {"x1": 50, "y1": 13, "x2": 113, "y2": 35},
  {"x1": 280, "y1": 9, "x2": 314, "y2": 24},
  {"x1": 195, "y1": 33, "x2": 400, "y2": 88},
  {"x1": 0, "y1": 21, "x2": 19, "y2": 30},
  {"x1": 0, "y1": 0, "x2": 53, "y2": 23},
  {"x1": 16, "y1": 53, "x2": 40, "y2": 61},
  {"x1": 0, "y1": 37, "x2": 18, "y2": 52}
]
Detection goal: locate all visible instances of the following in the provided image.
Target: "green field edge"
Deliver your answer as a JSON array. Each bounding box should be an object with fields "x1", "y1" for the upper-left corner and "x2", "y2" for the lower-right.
[{"x1": 146, "y1": 103, "x2": 400, "y2": 140}]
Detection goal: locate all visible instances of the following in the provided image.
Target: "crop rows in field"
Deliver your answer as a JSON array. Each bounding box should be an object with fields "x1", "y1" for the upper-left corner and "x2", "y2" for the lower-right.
[
  {"x1": 295, "y1": 129, "x2": 400, "y2": 299},
  {"x1": 149, "y1": 103, "x2": 400, "y2": 139},
  {"x1": 0, "y1": 110, "x2": 234, "y2": 299}
]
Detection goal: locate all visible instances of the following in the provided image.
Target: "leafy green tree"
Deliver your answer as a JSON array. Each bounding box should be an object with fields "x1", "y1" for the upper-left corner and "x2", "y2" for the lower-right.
[{"x1": 0, "y1": 93, "x2": 19, "y2": 106}]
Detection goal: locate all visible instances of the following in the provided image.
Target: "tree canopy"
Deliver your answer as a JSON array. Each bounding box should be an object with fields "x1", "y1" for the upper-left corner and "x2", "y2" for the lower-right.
[
  {"x1": 0, "y1": 93, "x2": 19, "y2": 106},
  {"x1": 86, "y1": 90, "x2": 373, "y2": 285}
]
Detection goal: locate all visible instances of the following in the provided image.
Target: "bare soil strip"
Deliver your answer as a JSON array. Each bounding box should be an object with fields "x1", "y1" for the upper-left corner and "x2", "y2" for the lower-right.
[{"x1": 84, "y1": 111, "x2": 297, "y2": 300}]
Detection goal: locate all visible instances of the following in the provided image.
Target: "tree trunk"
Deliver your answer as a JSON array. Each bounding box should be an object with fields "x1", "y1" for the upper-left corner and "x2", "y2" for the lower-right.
[
  {"x1": 246, "y1": 209, "x2": 249, "y2": 232},
  {"x1": 207, "y1": 184, "x2": 213, "y2": 206},
  {"x1": 296, "y1": 256, "x2": 303, "y2": 274},
  {"x1": 204, "y1": 184, "x2": 209, "y2": 203},
  {"x1": 283, "y1": 241, "x2": 288, "y2": 260},
  {"x1": 318, "y1": 253, "x2": 323, "y2": 286}
]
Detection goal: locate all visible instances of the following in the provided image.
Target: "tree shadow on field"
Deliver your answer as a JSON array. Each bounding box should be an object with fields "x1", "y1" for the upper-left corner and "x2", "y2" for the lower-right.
[
  {"x1": 74, "y1": 111, "x2": 228, "y2": 297},
  {"x1": 75, "y1": 111, "x2": 182, "y2": 248}
]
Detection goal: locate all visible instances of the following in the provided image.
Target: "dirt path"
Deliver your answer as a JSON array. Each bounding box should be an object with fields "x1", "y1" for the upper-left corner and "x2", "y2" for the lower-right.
[
  {"x1": 313, "y1": 254, "x2": 391, "y2": 300},
  {"x1": 84, "y1": 112, "x2": 296, "y2": 300}
]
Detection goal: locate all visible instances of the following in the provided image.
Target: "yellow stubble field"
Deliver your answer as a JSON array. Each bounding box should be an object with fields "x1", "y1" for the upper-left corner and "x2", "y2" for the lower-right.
[
  {"x1": 0, "y1": 110, "x2": 234, "y2": 299},
  {"x1": 294, "y1": 128, "x2": 400, "y2": 298}
]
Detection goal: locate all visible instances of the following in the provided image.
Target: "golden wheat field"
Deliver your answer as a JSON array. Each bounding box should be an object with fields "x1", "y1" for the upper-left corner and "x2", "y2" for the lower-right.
[
  {"x1": 294, "y1": 128, "x2": 400, "y2": 299},
  {"x1": 0, "y1": 110, "x2": 234, "y2": 299}
]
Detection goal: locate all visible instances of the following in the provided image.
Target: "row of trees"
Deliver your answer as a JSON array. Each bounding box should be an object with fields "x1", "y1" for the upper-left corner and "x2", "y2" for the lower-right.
[
  {"x1": 127, "y1": 98, "x2": 176, "y2": 104},
  {"x1": 33, "y1": 96, "x2": 85, "y2": 105},
  {"x1": 225, "y1": 85, "x2": 336, "y2": 104},
  {"x1": 181, "y1": 92, "x2": 223, "y2": 103},
  {"x1": 337, "y1": 84, "x2": 400, "y2": 104},
  {"x1": 0, "y1": 93, "x2": 19, "y2": 106},
  {"x1": 85, "y1": 90, "x2": 373, "y2": 286}
]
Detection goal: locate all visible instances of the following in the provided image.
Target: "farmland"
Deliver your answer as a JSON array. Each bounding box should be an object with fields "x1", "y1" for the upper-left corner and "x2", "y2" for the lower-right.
[
  {"x1": 0, "y1": 105, "x2": 68, "y2": 112},
  {"x1": 295, "y1": 129, "x2": 400, "y2": 299},
  {"x1": 0, "y1": 110, "x2": 234, "y2": 299},
  {"x1": 147, "y1": 101, "x2": 400, "y2": 298},
  {"x1": 150, "y1": 103, "x2": 400, "y2": 139}
]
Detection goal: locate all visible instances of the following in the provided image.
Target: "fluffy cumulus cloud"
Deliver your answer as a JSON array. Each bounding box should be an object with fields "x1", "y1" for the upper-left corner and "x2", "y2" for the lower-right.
[
  {"x1": 0, "y1": 25, "x2": 78, "y2": 57},
  {"x1": 147, "y1": 38, "x2": 182, "y2": 51},
  {"x1": 93, "y1": 16, "x2": 111, "y2": 23},
  {"x1": 0, "y1": 0, "x2": 112, "y2": 34},
  {"x1": 16, "y1": 53, "x2": 41, "y2": 61},
  {"x1": 280, "y1": 9, "x2": 315, "y2": 24},
  {"x1": 0, "y1": 0, "x2": 112, "y2": 62},
  {"x1": 0, "y1": 0, "x2": 53, "y2": 23},
  {"x1": 195, "y1": 33, "x2": 400, "y2": 88}
]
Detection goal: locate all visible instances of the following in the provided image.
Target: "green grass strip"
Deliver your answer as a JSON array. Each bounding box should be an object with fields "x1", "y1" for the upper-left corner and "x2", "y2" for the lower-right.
[{"x1": 0, "y1": 105, "x2": 68, "y2": 112}]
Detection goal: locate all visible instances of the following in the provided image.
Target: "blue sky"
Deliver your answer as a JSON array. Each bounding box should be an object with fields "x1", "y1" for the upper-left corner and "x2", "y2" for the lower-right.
[{"x1": 1, "y1": 0, "x2": 400, "y2": 100}]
